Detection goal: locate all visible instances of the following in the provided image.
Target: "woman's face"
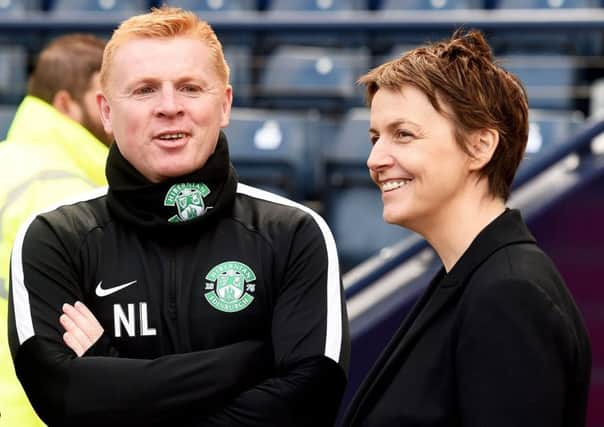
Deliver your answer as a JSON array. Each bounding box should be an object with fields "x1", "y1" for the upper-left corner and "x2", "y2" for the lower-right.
[{"x1": 367, "y1": 85, "x2": 473, "y2": 235}]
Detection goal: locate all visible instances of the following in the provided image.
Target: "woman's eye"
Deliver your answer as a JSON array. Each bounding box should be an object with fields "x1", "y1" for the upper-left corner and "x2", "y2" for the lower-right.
[
  {"x1": 369, "y1": 136, "x2": 378, "y2": 146},
  {"x1": 395, "y1": 130, "x2": 414, "y2": 141}
]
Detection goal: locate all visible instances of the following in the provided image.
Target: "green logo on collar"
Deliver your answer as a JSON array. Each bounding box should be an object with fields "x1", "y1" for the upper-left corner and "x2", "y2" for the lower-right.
[
  {"x1": 164, "y1": 183, "x2": 211, "y2": 223},
  {"x1": 204, "y1": 261, "x2": 256, "y2": 313}
]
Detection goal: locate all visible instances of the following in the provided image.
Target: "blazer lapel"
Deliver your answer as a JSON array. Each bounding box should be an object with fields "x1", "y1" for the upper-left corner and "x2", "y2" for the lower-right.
[
  {"x1": 344, "y1": 209, "x2": 537, "y2": 426},
  {"x1": 345, "y1": 268, "x2": 452, "y2": 424}
]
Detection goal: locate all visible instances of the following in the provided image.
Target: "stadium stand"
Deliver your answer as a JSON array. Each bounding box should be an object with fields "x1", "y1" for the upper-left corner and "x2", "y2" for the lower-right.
[
  {"x1": 516, "y1": 108, "x2": 585, "y2": 182},
  {"x1": 492, "y1": 0, "x2": 601, "y2": 8},
  {"x1": 162, "y1": 0, "x2": 258, "y2": 12},
  {"x1": 0, "y1": 0, "x2": 42, "y2": 14},
  {"x1": 267, "y1": 0, "x2": 367, "y2": 11},
  {"x1": 379, "y1": 0, "x2": 484, "y2": 9},
  {"x1": 0, "y1": 104, "x2": 16, "y2": 140},
  {"x1": 224, "y1": 45, "x2": 253, "y2": 105},
  {"x1": 500, "y1": 54, "x2": 583, "y2": 110},
  {"x1": 0, "y1": 4, "x2": 603, "y2": 425},
  {"x1": 257, "y1": 45, "x2": 370, "y2": 109},
  {"x1": 225, "y1": 108, "x2": 321, "y2": 199},
  {"x1": 0, "y1": 45, "x2": 27, "y2": 105},
  {"x1": 48, "y1": 0, "x2": 149, "y2": 13}
]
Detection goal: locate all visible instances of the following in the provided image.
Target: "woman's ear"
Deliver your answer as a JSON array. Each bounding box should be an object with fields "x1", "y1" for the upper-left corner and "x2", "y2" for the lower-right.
[{"x1": 468, "y1": 128, "x2": 499, "y2": 171}]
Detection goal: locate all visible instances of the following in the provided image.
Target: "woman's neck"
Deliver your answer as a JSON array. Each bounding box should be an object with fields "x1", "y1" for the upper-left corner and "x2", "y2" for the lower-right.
[{"x1": 421, "y1": 190, "x2": 505, "y2": 273}]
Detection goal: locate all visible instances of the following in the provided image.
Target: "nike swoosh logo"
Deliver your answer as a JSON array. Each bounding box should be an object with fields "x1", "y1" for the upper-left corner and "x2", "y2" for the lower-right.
[{"x1": 95, "y1": 280, "x2": 137, "y2": 297}]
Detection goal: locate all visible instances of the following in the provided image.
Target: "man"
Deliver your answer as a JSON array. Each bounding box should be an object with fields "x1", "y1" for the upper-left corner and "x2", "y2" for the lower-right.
[
  {"x1": 8, "y1": 7, "x2": 349, "y2": 427},
  {"x1": 0, "y1": 34, "x2": 110, "y2": 426}
]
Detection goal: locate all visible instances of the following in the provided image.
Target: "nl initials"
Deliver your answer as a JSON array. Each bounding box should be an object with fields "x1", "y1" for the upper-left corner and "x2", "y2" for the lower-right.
[{"x1": 113, "y1": 302, "x2": 157, "y2": 337}]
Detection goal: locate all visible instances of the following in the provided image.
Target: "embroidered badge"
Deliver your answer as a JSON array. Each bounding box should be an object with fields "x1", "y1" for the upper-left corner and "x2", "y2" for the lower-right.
[
  {"x1": 204, "y1": 261, "x2": 256, "y2": 313},
  {"x1": 164, "y1": 183, "x2": 210, "y2": 223}
]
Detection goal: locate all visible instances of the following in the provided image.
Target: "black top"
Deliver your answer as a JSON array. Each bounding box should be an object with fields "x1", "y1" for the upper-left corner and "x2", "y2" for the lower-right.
[
  {"x1": 8, "y1": 133, "x2": 350, "y2": 427},
  {"x1": 343, "y1": 209, "x2": 591, "y2": 427}
]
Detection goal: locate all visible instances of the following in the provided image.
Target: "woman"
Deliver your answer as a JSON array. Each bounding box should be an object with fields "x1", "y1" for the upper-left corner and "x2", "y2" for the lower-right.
[{"x1": 342, "y1": 30, "x2": 591, "y2": 427}]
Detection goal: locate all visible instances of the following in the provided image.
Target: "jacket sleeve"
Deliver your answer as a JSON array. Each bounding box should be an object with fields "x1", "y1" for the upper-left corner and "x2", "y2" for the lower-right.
[
  {"x1": 455, "y1": 277, "x2": 583, "y2": 427},
  {"x1": 8, "y1": 216, "x2": 271, "y2": 427},
  {"x1": 194, "y1": 213, "x2": 350, "y2": 427}
]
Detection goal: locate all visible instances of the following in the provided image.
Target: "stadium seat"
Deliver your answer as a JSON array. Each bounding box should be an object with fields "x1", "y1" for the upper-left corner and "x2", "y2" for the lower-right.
[
  {"x1": 267, "y1": 0, "x2": 367, "y2": 11},
  {"x1": 49, "y1": 0, "x2": 149, "y2": 13},
  {"x1": 224, "y1": 45, "x2": 253, "y2": 106},
  {"x1": 515, "y1": 109, "x2": 585, "y2": 182},
  {"x1": 379, "y1": 0, "x2": 484, "y2": 9},
  {"x1": 162, "y1": 0, "x2": 257, "y2": 12},
  {"x1": 493, "y1": 0, "x2": 600, "y2": 8},
  {"x1": 323, "y1": 108, "x2": 413, "y2": 271},
  {"x1": 0, "y1": 104, "x2": 16, "y2": 140},
  {"x1": 258, "y1": 45, "x2": 369, "y2": 109},
  {"x1": 500, "y1": 54, "x2": 580, "y2": 110},
  {"x1": 0, "y1": 45, "x2": 27, "y2": 104},
  {"x1": 225, "y1": 108, "x2": 318, "y2": 199},
  {"x1": 0, "y1": 0, "x2": 42, "y2": 14}
]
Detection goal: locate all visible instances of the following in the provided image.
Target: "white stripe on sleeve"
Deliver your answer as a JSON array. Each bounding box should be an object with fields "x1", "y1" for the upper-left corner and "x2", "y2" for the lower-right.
[
  {"x1": 11, "y1": 186, "x2": 108, "y2": 345},
  {"x1": 236, "y1": 183, "x2": 343, "y2": 363}
]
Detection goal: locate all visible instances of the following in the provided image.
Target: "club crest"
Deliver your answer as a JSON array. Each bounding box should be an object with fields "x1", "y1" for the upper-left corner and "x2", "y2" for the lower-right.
[
  {"x1": 164, "y1": 183, "x2": 210, "y2": 223},
  {"x1": 204, "y1": 261, "x2": 256, "y2": 313}
]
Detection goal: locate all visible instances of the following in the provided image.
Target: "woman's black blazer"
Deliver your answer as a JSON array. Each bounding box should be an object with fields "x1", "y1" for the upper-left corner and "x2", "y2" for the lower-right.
[{"x1": 342, "y1": 209, "x2": 591, "y2": 427}]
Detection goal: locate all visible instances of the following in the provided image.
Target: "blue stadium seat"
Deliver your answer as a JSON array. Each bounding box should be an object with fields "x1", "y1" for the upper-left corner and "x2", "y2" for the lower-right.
[
  {"x1": 501, "y1": 54, "x2": 579, "y2": 110},
  {"x1": 515, "y1": 109, "x2": 585, "y2": 182},
  {"x1": 258, "y1": 45, "x2": 369, "y2": 108},
  {"x1": 323, "y1": 108, "x2": 413, "y2": 271},
  {"x1": 267, "y1": 0, "x2": 367, "y2": 11},
  {"x1": 0, "y1": 45, "x2": 27, "y2": 104},
  {"x1": 493, "y1": 0, "x2": 599, "y2": 8},
  {"x1": 224, "y1": 45, "x2": 253, "y2": 106},
  {"x1": 0, "y1": 105, "x2": 16, "y2": 140},
  {"x1": 225, "y1": 108, "x2": 317, "y2": 199},
  {"x1": 379, "y1": 0, "x2": 484, "y2": 9},
  {"x1": 49, "y1": 0, "x2": 149, "y2": 13},
  {"x1": 327, "y1": 188, "x2": 413, "y2": 272},
  {"x1": 162, "y1": 0, "x2": 257, "y2": 12},
  {"x1": 0, "y1": 0, "x2": 42, "y2": 14}
]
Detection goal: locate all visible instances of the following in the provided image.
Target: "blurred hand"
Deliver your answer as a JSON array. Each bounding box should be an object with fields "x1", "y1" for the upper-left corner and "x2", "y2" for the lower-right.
[{"x1": 60, "y1": 301, "x2": 104, "y2": 357}]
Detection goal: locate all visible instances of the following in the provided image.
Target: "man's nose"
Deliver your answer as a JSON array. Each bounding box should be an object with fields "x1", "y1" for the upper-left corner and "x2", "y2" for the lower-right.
[{"x1": 154, "y1": 85, "x2": 183, "y2": 117}]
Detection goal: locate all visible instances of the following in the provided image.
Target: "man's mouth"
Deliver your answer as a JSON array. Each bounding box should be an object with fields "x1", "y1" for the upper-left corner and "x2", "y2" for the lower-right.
[{"x1": 157, "y1": 132, "x2": 187, "y2": 140}]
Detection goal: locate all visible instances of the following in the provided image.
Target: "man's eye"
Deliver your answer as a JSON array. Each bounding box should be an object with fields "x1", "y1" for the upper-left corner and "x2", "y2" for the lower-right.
[
  {"x1": 181, "y1": 85, "x2": 201, "y2": 93},
  {"x1": 133, "y1": 86, "x2": 154, "y2": 95},
  {"x1": 369, "y1": 136, "x2": 379, "y2": 146}
]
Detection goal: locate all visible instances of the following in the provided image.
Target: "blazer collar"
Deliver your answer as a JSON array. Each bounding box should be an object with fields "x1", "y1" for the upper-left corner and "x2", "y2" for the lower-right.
[
  {"x1": 440, "y1": 208, "x2": 536, "y2": 288},
  {"x1": 345, "y1": 209, "x2": 536, "y2": 425}
]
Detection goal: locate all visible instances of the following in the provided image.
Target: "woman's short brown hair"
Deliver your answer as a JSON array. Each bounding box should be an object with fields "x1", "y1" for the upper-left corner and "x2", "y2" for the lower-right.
[{"x1": 358, "y1": 29, "x2": 529, "y2": 200}]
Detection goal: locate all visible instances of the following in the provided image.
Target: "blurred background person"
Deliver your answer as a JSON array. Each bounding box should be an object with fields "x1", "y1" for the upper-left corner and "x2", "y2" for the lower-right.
[
  {"x1": 0, "y1": 33, "x2": 110, "y2": 426},
  {"x1": 342, "y1": 29, "x2": 591, "y2": 427}
]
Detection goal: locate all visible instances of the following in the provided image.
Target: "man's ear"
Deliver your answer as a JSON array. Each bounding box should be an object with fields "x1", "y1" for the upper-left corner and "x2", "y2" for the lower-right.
[
  {"x1": 468, "y1": 128, "x2": 499, "y2": 171},
  {"x1": 52, "y1": 90, "x2": 80, "y2": 122},
  {"x1": 96, "y1": 92, "x2": 113, "y2": 134},
  {"x1": 220, "y1": 84, "x2": 233, "y2": 128}
]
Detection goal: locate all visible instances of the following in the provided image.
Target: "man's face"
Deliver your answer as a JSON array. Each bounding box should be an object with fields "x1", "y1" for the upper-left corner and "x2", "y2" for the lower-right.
[
  {"x1": 97, "y1": 36, "x2": 232, "y2": 183},
  {"x1": 78, "y1": 72, "x2": 112, "y2": 146}
]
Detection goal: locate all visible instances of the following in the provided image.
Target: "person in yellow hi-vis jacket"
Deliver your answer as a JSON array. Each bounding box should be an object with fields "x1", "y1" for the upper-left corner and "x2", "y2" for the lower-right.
[{"x1": 0, "y1": 34, "x2": 110, "y2": 426}]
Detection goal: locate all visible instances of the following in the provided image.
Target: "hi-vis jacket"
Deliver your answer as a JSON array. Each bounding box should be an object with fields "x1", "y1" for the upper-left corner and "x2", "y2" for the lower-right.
[
  {"x1": 8, "y1": 136, "x2": 349, "y2": 427},
  {"x1": 0, "y1": 95, "x2": 108, "y2": 427}
]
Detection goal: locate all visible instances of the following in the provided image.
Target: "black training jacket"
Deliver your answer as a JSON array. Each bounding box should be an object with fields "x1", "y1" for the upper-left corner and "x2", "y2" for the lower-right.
[{"x1": 8, "y1": 134, "x2": 350, "y2": 427}]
